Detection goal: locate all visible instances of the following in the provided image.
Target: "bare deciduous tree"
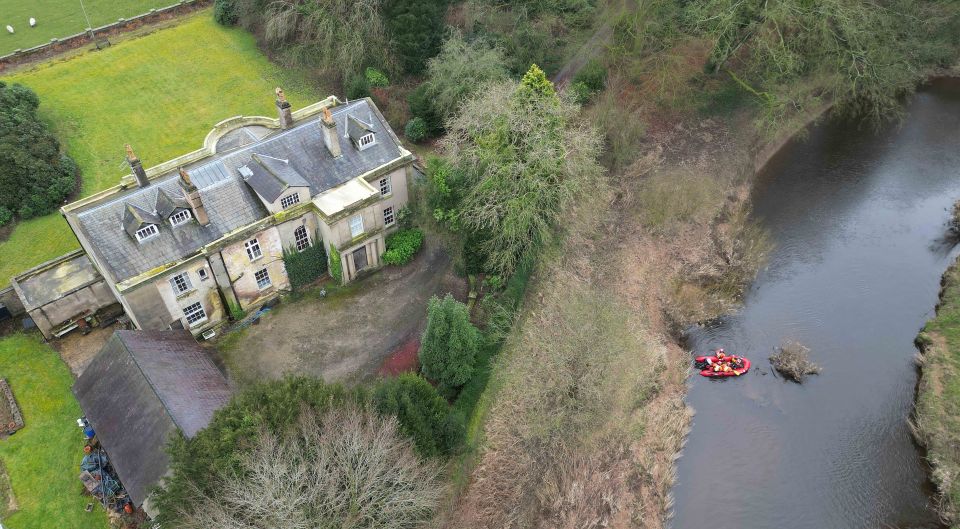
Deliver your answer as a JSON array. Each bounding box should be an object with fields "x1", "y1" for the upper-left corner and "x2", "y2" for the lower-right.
[{"x1": 175, "y1": 406, "x2": 443, "y2": 529}]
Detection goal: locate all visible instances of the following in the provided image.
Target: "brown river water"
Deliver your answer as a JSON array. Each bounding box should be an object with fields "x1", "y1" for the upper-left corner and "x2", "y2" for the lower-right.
[{"x1": 671, "y1": 79, "x2": 960, "y2": 529}]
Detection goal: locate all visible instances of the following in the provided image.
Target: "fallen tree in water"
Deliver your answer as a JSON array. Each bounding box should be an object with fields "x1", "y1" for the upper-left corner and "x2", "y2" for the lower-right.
[{"x1": 769, "y1": 341, "x2": 821, "y2": 382}]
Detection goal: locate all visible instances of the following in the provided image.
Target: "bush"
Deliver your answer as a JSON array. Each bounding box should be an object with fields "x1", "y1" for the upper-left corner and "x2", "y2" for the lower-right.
[
  {"x1": 282, "y1": 237, "x2": 328, "y2": 290},
  {"x1": 569, "y1": 80, "x2": 592, "y2": 104},
  {"x1": 346, "y1": 73, "x2": 371, "y2": 100},
  {"x1": 573, "y1": 59, "x2": 607, "y2": 92},
  {"x1": 408, "y1": 84, "x2": 443, "y2": 137},
  {"x1": 0, "y1": 83, "x2": 78, "y2": 224},
  {"x1": 373, "y1": 373, "x2": 465, "y2": 457},
  {"x1": 213, "y1": 0, "x2": 238, "y2": 25},
  {"x1": 404, "y1": 117, "x2": 428, "y2": 143},
  {"x1": 329, "y1": 244, "x2": 343, "y2": 284},
  {"x1": 0, "y1": 207, "x2": 11, "y2": 227},
  {"x1": 382, "y1": 228, "x2": 424, "y2": 266},
  {"x1": 420, "y1": 293, "x2": 480, "y2": 395},
  {"x1": 365, "y1": 67, "x2": 390, "y2": 88}
]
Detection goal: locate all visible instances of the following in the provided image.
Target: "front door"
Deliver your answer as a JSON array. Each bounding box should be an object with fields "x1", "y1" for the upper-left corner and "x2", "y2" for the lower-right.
[{"x1": 352, "y1": 246, "x2": 368, "y2": 273}]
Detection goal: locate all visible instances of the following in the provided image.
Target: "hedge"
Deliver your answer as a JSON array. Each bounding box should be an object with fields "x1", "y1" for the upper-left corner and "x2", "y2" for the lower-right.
[
  {"x1": 383, "y1": 228, "x2": 424, "y2": 266},
  {"x1": 373, "y1": 373, "x2": 465, "y2": 457}
]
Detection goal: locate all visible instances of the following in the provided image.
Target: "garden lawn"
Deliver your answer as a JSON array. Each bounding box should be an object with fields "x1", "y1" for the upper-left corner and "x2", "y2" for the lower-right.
[
  {"x1": 0, "y1": 333, "x2": 108, "y2": 529},
  {"x1": 0, "y1": 0, "x2": 172, "y2": 56},
  {"x1": 0, "y1": 11, "x2": 321, "y2": 282}
]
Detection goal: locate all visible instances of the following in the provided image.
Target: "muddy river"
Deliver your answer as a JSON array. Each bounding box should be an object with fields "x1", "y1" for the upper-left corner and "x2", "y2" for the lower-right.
[{"x1": 671, "y1": 79, "x2": 960, "y2": 529}]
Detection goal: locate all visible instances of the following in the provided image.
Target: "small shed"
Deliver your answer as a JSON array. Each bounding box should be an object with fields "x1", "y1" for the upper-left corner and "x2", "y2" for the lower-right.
[{"x1": 72, "y1": 330, "x2": 232, "y2": 514}]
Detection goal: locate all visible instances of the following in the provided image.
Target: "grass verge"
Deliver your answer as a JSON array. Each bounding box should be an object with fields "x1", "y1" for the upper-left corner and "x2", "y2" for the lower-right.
[
  {"x1": 0, "y1": 333, "x2": 108, "y2": 529},
  {"x1": 915, "y1": 259, "x2": 960, "y2": 523},
  {"x1": 0, "y1": 10, "x2": 322, "y2": 282}
]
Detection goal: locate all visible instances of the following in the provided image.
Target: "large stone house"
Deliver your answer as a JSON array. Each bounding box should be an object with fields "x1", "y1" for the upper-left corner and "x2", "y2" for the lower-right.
[{"x1": 61, "y1": 92, "x2": 415, "y2": 337}]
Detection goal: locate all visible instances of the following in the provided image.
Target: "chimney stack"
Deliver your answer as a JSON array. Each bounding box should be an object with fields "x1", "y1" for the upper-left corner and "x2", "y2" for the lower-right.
[
  {"x1": 320, "y1": 106, "x2": 341, "y2": 158},
  {"x1": 275, "y1": 87, "x2": 293, "y2": 129},
  {"x1": 178, "y1": 167, "x2": 210, "y2": 226},
  {"x1": 125, "y1": 144, "x2": 150, "y2": 188}
]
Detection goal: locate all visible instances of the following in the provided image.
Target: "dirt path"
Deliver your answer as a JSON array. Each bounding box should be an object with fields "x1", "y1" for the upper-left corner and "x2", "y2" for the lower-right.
[{"x1": 219, "y1": 241, "x2": 465, "y2": 385}]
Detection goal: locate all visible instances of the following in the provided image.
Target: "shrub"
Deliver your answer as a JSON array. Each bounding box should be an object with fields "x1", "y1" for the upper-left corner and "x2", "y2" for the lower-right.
[
  {"x1": 282, "y1": 237, "x2": 328, "y2": 290},
  {"x1": 405, "y1": 117, "x2": 428, "y2": 143},
  {"x1": 329, "y1": 244, "x2": 343, "y2": 283},
  {"x1": 373, "y1": 373, "x2": 465, "y2": 457},
  {"x1": 0, "y1": 83, "x2": 78, "y2": 224},
  {"x1": 569, "y1": 80, "x2": 592, "y2": 104},
  {"x1": 382, "y1": 228, "x2": 424, "y2": 266},
  {"x1": 213, "y1": 0, "x2": 239, "y2": 25},
  {"x1": 365, "y1": 67, "x2": 390, "y2": 88},
  {"x1": 346, "y1": 73, "x2": 370, "y2": 100},
  {"x1": 423, "y1": 34, "x2": 509, "y2": 120},
  {"x1": 0, "y1": 207, "x2": 11, "y2": 227},
  {"x1": 408, "y1": 84, "x2": 443, "y2": 137},
  {"x1": 573, "y1": 59, "x2": 607, "y2": 93},
  {"x1": 420, "y1": 294, "x2": 480, "y2": 395}
]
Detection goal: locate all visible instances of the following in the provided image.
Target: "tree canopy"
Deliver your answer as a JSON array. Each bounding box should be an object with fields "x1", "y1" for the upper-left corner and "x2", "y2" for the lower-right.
[
  {"x1": 441, "y1": 65, "x2": 603, "y2": 277},
  {"x1": 0, "y1": 82, "x2": 77, "y2": 225},
  {"x1": 384, "y1": 0, "x2": 447, "y2": 74},
  {"x1": 419, "y1": 294, "x2": 480, "y2": 394}
]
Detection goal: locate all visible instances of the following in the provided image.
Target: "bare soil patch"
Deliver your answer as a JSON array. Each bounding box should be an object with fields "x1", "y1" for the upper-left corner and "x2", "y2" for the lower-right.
[
  {"x1": 51, "y1": 324, "x2": 117, "y2": 378},
  {"x1": 379, "y1": 336, "x2": 421, "y2": 377}
]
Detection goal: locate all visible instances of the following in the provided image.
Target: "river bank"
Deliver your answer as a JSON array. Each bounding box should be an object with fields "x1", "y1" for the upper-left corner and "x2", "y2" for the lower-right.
[
  {"x1": 441, "y1": 71, "x2": 835, "y2": 526},
  {"x1": 916, "y1": 254, "x2": 960, "y2": 524}
]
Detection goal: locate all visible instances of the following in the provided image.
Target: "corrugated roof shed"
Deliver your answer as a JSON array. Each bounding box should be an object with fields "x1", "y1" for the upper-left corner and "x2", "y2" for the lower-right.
[{"x1": 72, "y1": 330, "x2": 232, "y2": 507}]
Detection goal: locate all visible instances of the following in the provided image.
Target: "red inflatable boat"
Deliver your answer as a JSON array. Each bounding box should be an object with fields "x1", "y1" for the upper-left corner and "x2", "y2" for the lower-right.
[{"x1": 694, "y1": 352, "x2": 751, "y2": 378}]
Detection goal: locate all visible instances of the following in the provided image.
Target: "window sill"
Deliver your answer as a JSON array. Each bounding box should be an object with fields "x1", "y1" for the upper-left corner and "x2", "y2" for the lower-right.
[
  {"x1": 257, "y1": 284, "x2": 274, "y2": 292},
  {"x1": 248, "y1": 255, "x2": 263, "y2": 263},
  {"x1": 188, "y1": 318, "x2": 208, "y2": 329},
  {"x1": 175, "y1": 288, "x2": 198, "y2": 300}
]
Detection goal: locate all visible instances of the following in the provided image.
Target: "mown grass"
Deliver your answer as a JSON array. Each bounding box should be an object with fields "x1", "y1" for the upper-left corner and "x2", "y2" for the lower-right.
[
  {"x1": 915, "y1": 259, "x2": 960, "y2": 523},
  {"x1": 0, "y1": 10, "x2": 322, "y2": 282},
  {"x1": 0, "y1": 333, "x2": 108, "y2": 529},
  {"x1": 0, "y1": 0, "x2": 173, "y2": 55}
]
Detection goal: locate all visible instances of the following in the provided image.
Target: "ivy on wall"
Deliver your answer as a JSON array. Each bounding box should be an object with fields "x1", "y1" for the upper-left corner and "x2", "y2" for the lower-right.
[
  {"x1": 329, "y1": 244, "x2": 343, "y2": 284},
  {"x1": 282, "y1": 233, "x2": 329, "y2": 290}
]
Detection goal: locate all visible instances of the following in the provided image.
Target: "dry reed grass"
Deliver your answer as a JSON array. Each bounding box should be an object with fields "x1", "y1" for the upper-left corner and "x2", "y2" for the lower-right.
[{"x1": 769, "y1": 341, "x2": 821, "y2": 382}]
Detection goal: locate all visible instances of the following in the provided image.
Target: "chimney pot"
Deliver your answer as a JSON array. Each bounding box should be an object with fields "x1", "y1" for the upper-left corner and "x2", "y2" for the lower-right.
[
  {"x1": 125, "y1": 144, "x2": 150, "y2": 188},
  {"x1": 320, "y1": 107, "x2": 341, "y2": 158},
  {"x1": 178, "y1": 167, "x2": 209, "y2": 226},
  {"x1": 276, "y1": 87, "x2": 293, "y2": 129}
]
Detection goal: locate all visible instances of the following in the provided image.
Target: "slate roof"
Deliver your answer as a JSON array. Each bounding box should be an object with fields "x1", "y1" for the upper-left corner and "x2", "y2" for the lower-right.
[
  {"x1": 71, "y1": 99, "x2": 404, "y2": 283},
  {"x1": 240, "y1": 153, "x2": 312, "y2": 202},
  {"x1": 72, "y1": 330, "x2": 232, "y2": 507}
]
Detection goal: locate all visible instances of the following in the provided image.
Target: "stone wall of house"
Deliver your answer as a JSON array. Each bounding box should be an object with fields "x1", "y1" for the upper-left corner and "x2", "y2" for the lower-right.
[
  {"x1": 153, "y1": 257, "x2": 225, "y2": 333},
  {"x1": 221, "y1": 226, "x2": 290, "y2": 310},
  {"x1": 276, "y1": 212, "x2": 321, "y2": 254}
]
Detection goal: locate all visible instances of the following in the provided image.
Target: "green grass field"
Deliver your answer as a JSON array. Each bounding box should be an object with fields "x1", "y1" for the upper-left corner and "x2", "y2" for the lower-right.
[
  {"x1": 0, "y1": 333, "x2": 109, "y2": 529},
  {"x1": 0, "y1": 1, "x2": 173, "y2": 56},
  {"x1": 0, "y1": 11, "x2": 322, "y2": 282}
]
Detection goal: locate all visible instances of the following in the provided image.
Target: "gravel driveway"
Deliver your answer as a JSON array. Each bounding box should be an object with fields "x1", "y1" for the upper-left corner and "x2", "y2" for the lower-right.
[{"x1": 218, "y1": 241, "x2": 464, "y2": 384}]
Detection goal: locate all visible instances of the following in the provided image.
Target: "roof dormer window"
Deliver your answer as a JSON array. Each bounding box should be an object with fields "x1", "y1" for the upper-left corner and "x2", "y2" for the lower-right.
[
  {"x1": 358, "y1": 133, "x2": 375, "y2": 150},
  {"x1": 135, "y1": 224, "x2": 159, "y2": 242},
  {"x1": 169, "y1": 209, "x2": 193, "y2": 227}
]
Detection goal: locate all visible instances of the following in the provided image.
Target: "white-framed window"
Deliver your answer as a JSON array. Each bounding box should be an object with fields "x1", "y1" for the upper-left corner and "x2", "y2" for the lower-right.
[
  {"x1": 245, "y1": 238, "x2": 262, "y2": 261},
  {"x1": 254, "y1": 268, "x2": 271, "y2": 290},
  {"x1": 183, "y1": 301, "x2": 207, "y2": 327},
  {"x1": 294, "y1": 225, "x2": 310, "y2": 252},
  {"x1": 169, "y1": 272, "x2": 192, "y2": 294},
  {"x1": 379, "y1": 176, "x2": 392, "y2": 196},
  {"x1": 280, "y1": 193, "x2": 300, "y2": 210},
  {"x1": 197, "y1": 268, "x2": 209, "y2": 281},
  {"x1": 349, "y1": 214, "x2": 364, "y2": 238},
  {"x1": 169, "y1": 209, "x2": 193, "y2": 227},
  {"x1": 383, "y1": 206, "x2": 395, "y2": 227},
  {"x1": 135, "y1": 224, "x2": 159, "y2": 242},
  {"x1": 359, "y1": 133, "x2": 375, "y2": 149}
]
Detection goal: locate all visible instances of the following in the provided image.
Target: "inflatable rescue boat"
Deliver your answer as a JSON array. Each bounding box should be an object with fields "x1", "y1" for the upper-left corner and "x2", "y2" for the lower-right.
[{"x1": 694, "y1": 352, "x2": 751, "y2": 378}]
